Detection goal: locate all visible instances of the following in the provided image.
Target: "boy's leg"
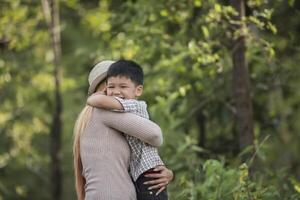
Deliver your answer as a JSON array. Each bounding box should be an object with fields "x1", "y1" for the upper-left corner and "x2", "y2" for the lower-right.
[{"x1": 135, "y1": 169, "x2": 168, "y2": 200}]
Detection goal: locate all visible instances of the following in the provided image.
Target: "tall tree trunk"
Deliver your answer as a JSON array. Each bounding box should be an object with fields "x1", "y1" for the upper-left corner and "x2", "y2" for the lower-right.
[
  {"x1": 196, "y1": 111, "x2": 206, "y2": 158},
  {"x1": 196, "y1": 112, "x2": 205, "y2": 148},
  {"x1": 42, "y1": 0, "x2": 63, "y2": 199},
  {"x1": 230, "y1": 0, "x2": 254, "y2": 159}
]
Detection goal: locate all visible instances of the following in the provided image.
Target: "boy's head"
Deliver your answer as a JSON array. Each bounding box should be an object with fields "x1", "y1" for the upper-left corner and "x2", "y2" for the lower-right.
[{"x1": 106, "y1": 60, "x2": 144, "y2": 99}]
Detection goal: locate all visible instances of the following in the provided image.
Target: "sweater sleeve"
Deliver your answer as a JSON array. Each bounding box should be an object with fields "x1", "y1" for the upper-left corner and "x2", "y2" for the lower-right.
[{"x1": 98, "y1": 109, "x2": 163, "y2": 147}]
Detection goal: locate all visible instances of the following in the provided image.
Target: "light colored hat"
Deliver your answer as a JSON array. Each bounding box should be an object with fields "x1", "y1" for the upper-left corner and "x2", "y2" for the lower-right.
[{"x1": 88, "y1": 60, "x2": 115, "y2": 95}]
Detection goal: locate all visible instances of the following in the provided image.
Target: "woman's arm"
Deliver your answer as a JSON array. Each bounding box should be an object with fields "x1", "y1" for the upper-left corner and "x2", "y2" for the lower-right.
[{"x1": 97, "y1": 109, "x2": 163, "y2": 147}]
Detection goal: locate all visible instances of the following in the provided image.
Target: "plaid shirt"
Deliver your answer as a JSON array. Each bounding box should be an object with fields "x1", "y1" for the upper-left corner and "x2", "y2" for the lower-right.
[{"x1": 114, "y1": 97, "x2": 164, "y2": 181}]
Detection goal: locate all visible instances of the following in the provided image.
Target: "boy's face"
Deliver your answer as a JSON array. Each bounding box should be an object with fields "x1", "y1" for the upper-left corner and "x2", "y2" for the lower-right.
[{"x1": 106, "y1": 76, "x2": 143, "y2": 99}]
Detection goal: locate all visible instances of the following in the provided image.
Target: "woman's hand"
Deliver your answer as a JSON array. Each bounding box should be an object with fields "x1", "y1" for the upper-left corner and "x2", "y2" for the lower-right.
[{"x1": 143, "y1": 165, "x2": 174, "y2": 195}]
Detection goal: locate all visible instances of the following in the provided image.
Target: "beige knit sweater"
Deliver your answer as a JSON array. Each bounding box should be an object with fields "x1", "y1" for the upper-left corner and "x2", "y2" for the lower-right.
[{"x1": 80, "y1": 108, "x2": 163, "y2": 200}]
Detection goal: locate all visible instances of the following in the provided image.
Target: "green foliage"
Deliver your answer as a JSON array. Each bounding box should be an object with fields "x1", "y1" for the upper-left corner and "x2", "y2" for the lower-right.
[
  {"x1": 166, "y1": 157, "x2": 285, "y2": 200},
  {"x1": 1, "y1": 0, "x2": 300, "y2": 199}
]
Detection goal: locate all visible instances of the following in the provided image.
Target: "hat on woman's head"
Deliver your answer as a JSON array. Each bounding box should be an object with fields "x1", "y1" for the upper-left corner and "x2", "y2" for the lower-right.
[{"x1": 88, "y1": 60, "x2": 115, "y2": 95}]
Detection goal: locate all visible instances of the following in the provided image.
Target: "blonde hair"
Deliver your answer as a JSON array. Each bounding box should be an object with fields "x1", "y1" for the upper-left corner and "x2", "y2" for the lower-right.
[{"x1": 73, "y1": 105, "x2": 94, "y2": 200}]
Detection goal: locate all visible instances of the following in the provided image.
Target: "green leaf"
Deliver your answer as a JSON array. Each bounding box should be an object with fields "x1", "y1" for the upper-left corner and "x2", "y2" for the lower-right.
[{"x1": 201, "y1": 26, "x2": 210, "y2": 39}]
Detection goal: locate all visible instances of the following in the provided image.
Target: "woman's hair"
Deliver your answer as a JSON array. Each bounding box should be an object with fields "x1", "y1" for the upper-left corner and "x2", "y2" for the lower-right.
[{"x1": 73, "y1": 105, "x2": 94, "y2": 200}]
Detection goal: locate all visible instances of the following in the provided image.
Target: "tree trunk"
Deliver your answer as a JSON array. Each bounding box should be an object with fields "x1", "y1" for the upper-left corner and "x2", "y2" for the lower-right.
[
  {"x1": 230, "y1": 0, "x2": 254, "y2": 159},
  {"x1": 43, "y1": 0, "x2": 63, "y2": 199},
  {"x1": 196, "y1": 111, "x2": 206, "y2": 158},
  {"x1": 196, "y1": 112, "x2": 205, "y2": 147}
]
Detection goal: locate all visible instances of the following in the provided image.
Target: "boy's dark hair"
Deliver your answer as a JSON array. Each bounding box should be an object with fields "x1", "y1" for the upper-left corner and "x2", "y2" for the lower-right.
[{"x1": 107, "y1": 59, "x2": 144, "y2": 85}]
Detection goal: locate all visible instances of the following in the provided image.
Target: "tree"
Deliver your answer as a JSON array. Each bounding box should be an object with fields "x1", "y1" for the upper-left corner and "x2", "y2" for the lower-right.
[
  {"x1": 1, "y1": 0, "x2": 300, "y2": 199},
  {"x1": 42, "y1": 0, "x2": 63, "y2": 199},
  {"x1": 230, "y1": 0, "x2": 254, "y2": 158}
]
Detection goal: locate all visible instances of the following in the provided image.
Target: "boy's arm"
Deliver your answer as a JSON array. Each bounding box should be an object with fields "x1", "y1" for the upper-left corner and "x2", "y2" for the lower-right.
[
  {"x1": 115, "y1": 97, "x2": 149, "y2": 119},
  {"x1": 87, "y1": 93, "x2": 124, "y2": 110}
]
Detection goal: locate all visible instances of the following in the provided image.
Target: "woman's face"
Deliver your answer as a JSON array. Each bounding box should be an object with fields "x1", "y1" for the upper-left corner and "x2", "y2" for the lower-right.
[{"x1": 95, "y1": 81, "x2": 107, "y2": 92}]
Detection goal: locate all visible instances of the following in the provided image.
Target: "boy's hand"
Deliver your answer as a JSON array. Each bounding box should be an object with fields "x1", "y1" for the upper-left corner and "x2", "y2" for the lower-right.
[{"x1": 143, "y1": 165, "x2": 173, "y2": 195}]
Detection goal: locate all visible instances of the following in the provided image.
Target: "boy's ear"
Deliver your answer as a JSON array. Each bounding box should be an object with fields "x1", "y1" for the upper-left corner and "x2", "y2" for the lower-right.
[{"x1": 135, "y1": 85, "x2": 143, "y2": 97}]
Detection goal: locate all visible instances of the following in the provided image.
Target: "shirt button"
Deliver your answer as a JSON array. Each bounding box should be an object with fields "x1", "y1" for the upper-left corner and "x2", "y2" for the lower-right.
[{"x1": 149, "y1": 191, "x2": 153, "y2": 195}]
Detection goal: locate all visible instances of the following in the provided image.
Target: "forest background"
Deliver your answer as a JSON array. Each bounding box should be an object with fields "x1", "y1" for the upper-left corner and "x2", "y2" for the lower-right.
[{"x1": 1, "y1": 0, "x2": 300, "y2": 199}]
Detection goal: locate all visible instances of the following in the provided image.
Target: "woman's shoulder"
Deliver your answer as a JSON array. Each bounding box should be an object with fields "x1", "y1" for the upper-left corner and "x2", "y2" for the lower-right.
[
  {"x1": 92, "y1": 107, "x2": 136, "y2": 118},
  {"x1": 90, "y1": 107, "x2": 125, "y2": 120},
  {"x1": 91, "y1": 107, "x2": 112, "y2": 120}
]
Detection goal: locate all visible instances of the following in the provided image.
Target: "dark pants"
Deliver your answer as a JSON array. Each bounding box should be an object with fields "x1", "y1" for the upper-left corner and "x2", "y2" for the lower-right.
[{"x1": 135, "y1": 170, "x2": 168, "y2": 200}]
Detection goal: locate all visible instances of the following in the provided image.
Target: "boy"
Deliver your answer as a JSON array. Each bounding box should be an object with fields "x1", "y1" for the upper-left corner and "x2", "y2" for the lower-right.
[{"x1": 87, "y1": 60, "x2": 169, "y2": 200}]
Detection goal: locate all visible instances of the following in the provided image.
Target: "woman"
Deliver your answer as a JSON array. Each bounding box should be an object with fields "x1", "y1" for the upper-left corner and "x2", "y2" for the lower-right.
[{"x1": 73, "y1": 61, "x2": 173, "y2": 200}]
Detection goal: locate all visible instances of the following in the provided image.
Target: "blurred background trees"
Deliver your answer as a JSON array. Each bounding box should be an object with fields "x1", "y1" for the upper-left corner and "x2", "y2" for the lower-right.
[{"x1": 0, "y1": 0, "x2": 300, "y2": 199}]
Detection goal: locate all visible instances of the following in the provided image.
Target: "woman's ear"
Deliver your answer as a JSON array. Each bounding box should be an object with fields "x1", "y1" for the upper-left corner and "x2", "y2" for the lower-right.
[{"x1": 135, "y1": 85, "x2": 143, "y2": 97}]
